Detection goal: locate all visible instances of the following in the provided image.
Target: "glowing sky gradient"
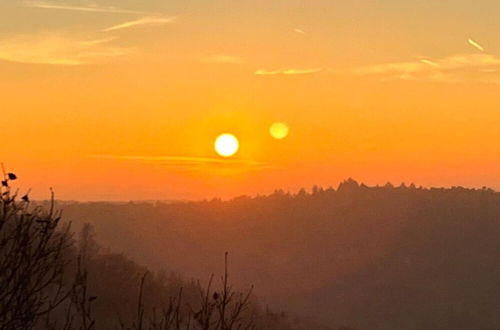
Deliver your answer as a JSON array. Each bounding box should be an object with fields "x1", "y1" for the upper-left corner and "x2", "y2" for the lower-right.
[{"x1": 1, "y1": 0, "x2": 500, "y2": 200}]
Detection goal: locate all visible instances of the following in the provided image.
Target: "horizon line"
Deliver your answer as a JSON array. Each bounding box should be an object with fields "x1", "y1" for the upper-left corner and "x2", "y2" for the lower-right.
[{"x1": 27, "y1": 180, "x2": 498, "y2": 203}]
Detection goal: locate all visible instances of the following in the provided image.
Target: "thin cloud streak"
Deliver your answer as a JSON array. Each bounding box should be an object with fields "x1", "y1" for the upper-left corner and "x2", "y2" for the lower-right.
[
  {"x1": 354, "y1": 53, "x2": 500, "y2": 83},
  {"x1": 80, "y1": 37, "x2": 117, "y2": 45},
  {"x1": 255, "y1": 68, "x2": 322, "y2": 75},
  {"x1": 420, "y1": 59, "x2": 439, "y2": 67},
  {"x1": 89, "y1": 154, "x2": 270, "y2": 169},
  {"x1": 22, "y1": 0, "x2": 145, "y2": 14},
  {"x1": 103, "y1": 16, "x2": 177, "y2": 32},
  {"x1": 202, "y1": 55, "x2": 244, "y2": 64},
  {"x1": 294, "y1": 28, "x2": 306, "y2": 35},
  {"x1": 0, "y1": 34, "x2": 127, "y2": 65}
]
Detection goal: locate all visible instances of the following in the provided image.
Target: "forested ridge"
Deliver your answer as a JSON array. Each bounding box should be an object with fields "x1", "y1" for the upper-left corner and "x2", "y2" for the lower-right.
[{"x1": 59, "y1": 179, "x2": 500, "y2": 329}]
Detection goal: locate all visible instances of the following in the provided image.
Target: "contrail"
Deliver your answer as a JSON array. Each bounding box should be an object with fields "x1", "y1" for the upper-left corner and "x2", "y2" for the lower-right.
[{"x1": 468, "y1": 38, "x2": 484, "y2": 52}]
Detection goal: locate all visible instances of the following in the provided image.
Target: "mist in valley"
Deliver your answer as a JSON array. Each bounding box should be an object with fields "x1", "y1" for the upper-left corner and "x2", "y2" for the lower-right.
[{"x1": 57, "y1": 179, "x2": 500, "y2": 329}]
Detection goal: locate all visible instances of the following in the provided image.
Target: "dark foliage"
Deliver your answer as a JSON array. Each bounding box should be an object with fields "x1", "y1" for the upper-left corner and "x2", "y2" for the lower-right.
[
  {"x1": 0, "y1": 172, "x2": 72, "y2": 330},
  {"x1": 0, "y1": 171, "x2": 319, "y2": 330}
]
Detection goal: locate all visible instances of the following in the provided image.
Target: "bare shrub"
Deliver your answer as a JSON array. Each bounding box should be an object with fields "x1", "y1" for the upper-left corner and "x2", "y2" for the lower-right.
[
  {"x1": 0, "y1": 169, "x2": 73, "y2": 330},
  {"x1": 0, "y1": 170, "x2": 320, "y2": 330}
]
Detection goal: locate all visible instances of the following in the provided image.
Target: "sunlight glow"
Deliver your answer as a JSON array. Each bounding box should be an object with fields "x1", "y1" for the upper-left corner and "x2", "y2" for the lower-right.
[{"x1": 214, "y1": 134, "x2": 239, "y2": 157}]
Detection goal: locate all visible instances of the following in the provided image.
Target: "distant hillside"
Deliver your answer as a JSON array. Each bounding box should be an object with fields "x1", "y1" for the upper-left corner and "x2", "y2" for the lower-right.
[{"x1": 60, "y1": 180, "x2": 500, "y2": 329}]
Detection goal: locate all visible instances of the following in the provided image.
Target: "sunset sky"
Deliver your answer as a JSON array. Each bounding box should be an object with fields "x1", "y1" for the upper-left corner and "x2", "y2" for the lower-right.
[{"x1": 1, "y1": 0, "x2": 500, "y2": 200}]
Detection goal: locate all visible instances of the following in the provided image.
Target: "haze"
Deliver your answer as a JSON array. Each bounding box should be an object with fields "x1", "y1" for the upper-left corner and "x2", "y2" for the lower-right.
[
  {"x1": 1, "y1": 0, "x2": 500, "y2": 200},
  {"x1": 3, "y1": 2, "x2": 500, "y2": 329}
]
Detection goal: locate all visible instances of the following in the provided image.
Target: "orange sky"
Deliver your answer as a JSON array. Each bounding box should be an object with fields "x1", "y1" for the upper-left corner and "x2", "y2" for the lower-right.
[{"x1": 1, "y1": 0, "x2": 500, "y2": 200}]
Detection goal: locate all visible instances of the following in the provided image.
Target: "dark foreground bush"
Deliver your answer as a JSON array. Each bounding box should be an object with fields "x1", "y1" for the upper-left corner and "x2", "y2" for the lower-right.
[
  {"x1": 0, "y1": 172, "x2": 323, "y2": 330},
  {"x1": 0, "y1": 172, "x2": 74, "y2": 330}
]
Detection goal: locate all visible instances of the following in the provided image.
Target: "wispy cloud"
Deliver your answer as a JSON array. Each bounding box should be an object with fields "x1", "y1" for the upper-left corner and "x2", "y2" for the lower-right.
[
  {"x1": 255, "y1": 68, "x2": 322, "y2": 75},
  {"x1": 294, "y1": 28, "x2": 306, "y2": 35},
  {"x1": 22, "y1": 0, "x2": 144, "y2": 14},
  {"x1": 79, "y1": 37, "x2": 116, "y2": 45},
  {"x1": 102, "y1": 16, "x2": 177, "y2": 32},
  {"x1": 0, "y1": 33, "x2": 127, "y2": 65},
  {"x1": 354, "y1": 53, "x2": 500, "y2": 83},
  {"x1": 89, "y1": 154, "x2": 270, "y2": 170},
  {"x1": 468, "y1": 38, "x2": 484, "y2": 52},
  {"x1": 202, "y1": 55, "x2": 244, "y2": 64},
  {"x1": 419, "y1": 59, "x2": 439, "y2": 67}
]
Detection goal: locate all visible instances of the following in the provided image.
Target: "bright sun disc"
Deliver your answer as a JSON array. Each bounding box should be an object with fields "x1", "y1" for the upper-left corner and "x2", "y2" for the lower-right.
[
  {"x1": 269, "y1": 122, "x2": 289, "y2": 139},
  {"x1": 214, "y1": 133, "x2": 239, "y2": 157}
]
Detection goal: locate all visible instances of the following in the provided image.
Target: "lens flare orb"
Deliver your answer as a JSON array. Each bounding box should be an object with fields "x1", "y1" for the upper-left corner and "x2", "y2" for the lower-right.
[{"x1": 269, "y1": 122, "x2": 290, "y2": 140}]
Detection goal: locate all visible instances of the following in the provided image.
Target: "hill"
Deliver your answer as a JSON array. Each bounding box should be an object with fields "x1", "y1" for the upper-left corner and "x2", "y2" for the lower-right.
[{"x1": 60, "y1": 180, "x2": 500, "y2": 329}]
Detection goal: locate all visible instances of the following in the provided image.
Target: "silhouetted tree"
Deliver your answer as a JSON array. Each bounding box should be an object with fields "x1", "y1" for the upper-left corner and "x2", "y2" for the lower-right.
[
  {"x1": 1, "y1": 171, "x2": 311, "y2": 330},
  {"x1": 0, "y1": 170, "x2": 73, "y2": 329}
]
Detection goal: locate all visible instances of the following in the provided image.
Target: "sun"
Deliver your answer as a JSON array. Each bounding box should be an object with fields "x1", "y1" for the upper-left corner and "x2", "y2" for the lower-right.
[
  {"x1": 214, "y1": 133, "x2": 239, "y2": 157},
  {"x1": 269, "y1": 122, "x2": 289, "y2": 139}
]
